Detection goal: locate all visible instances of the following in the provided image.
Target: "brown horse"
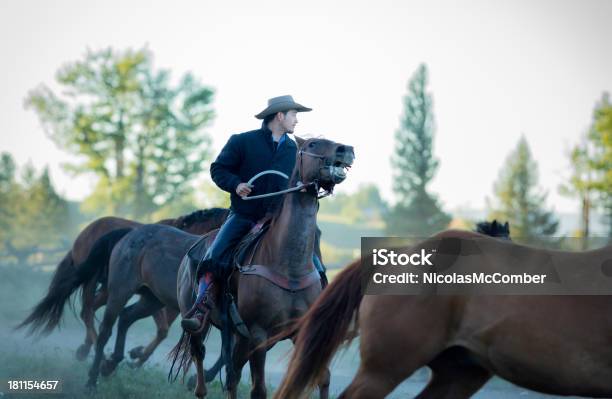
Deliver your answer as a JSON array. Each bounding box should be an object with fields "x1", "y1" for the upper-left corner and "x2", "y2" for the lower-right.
[
  {"x1": 18, "y1": 208, "x2": 228, "y2": 365},
  {"x1": 84, "y1": 222, "x2": 225, "y2": 387},
  {"x1": 83, "y1": 210, "x2": 326, "y2": 387},
  {"x1": 172, "y1": 137, "x2": 355, "y2": 399},
  {"x1": 275, "y1": 230, "x2": 612, "y2": 398}
]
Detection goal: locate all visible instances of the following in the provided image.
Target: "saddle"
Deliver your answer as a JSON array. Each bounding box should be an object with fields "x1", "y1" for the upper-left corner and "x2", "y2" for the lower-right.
[
  {"x1": 184, "y1": 217, "x2": 321, "y2": 340},
  {"x1": 186, "y1": 217, "x2": 320, "y2": 292}
]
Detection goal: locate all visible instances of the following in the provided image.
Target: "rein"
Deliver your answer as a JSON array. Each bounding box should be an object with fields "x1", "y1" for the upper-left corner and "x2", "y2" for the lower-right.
[{"x1": 241, "y1": 149, "x2": 333, "y2": 201}]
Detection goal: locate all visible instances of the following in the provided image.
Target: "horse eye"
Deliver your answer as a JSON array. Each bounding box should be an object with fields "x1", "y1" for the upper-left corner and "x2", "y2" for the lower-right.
[{"x1": 308, "y1": 142, "x2": 316, "y2": 148}]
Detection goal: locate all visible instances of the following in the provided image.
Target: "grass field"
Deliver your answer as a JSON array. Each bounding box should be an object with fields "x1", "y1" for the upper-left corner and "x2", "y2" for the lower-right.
[
  {"x1": 0, "y1": 266, "x2": 247, "y2": 398},
  {"x1": 0, "y1": 348, "x2": 249, "y2": 399},
  {"x1": 0, "y1": 266, "x2": 330, "y2": 399}
]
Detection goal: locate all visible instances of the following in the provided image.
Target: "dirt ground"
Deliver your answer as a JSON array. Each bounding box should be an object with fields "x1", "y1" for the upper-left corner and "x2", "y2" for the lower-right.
[{"x1": 0, "y1": 319, "x2": 583, "y2": 398}]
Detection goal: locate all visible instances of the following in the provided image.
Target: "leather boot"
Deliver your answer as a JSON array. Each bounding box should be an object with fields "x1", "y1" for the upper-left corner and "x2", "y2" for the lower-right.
[
  {"x1": 181, "y1": 309, "x2": 209, "y2": 334},
  {"x1": 181, "y1": 285, "x2": 216, "y2": 333}
]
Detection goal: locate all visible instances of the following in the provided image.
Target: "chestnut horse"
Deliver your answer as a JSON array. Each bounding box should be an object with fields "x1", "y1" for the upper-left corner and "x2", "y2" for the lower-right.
[
  {"x1": 275, "y1": 230, "x2": 612, "y2": 398},
  {"x1": 172, "y1": 137, "x2": 355, "y2": 399},
  {"x1": 18, "y1": 208, "x2": 228, "y2": 365}
]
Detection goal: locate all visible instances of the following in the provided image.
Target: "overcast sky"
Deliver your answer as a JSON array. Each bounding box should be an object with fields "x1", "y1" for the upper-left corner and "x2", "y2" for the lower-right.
[{"x1": 1, "y1": 0, "x2": 611, "y2": 215}]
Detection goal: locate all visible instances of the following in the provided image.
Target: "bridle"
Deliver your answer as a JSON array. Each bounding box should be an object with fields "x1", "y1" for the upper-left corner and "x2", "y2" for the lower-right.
[{"x1": 242, "y1": 147, "x2": 346, "y2": 201}]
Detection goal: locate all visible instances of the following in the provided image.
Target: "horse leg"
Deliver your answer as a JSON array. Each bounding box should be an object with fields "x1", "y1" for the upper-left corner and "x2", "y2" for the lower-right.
[
  {"x1": 246, "y1": 327, "x2": 268, "y2": 399},
  {"x1": 93, "y1": 287, "x2": 108, "y2": 310},
  {"x1": 76, "y1": 278, "x2": 98, "y2": 361},
  {"x1": 415, "y1": 350, "x2": 492, "y2": 399},
  {"x1": 129, "y1": 307, "x2": 178, "y2": 366},
  {"x1": 227, "y1": 335, "x2": 251, "y2": 399},
  {"x1": 415, "y1": 365, "x2": 491, "y2": 399},
  {"x1": 190, "y1": 322, "x2": 212, "y2": 399},
  {"x1": 339, "y1": 309, "x2": 447, "y2": 398},
  {"x1": 86, "y1": 290, "x2": 130, "y2": 388},
  {"x1": 318, "y1": 368, "x2": 331, "y2": 399},
  {"x1": 101, "y1": 290, "x2": 163, "y2": 376},
  {"x1": 338, "y1": 362, "x2": 415, "y2": 399}
]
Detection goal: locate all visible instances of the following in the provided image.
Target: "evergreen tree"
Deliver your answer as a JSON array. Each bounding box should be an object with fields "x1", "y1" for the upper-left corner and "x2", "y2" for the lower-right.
[
  {"x1": 559, "y1": 133, "x2": 594, "y2": 244},
  {"x1": 385, "y1": 64, "x2": 450, "y2": 236},
  {"x1": 25, "y1": 47, "x2": 214, "y2": 219},
  {"x1": 589, "y1": 93, "x2": 612, "y2": 237},
  {"x1": 0, "y1": 153, "x2": 18, "y2": 235},
  {"x1": 489, "y1": 137, "x2": 558, "y2": 240},
  {"x1": 0, "y1": 154, "x2": 71, "y2": 264}
]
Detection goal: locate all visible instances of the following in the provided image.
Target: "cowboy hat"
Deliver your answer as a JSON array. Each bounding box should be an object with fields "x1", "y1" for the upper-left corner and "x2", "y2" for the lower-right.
[{"x1": 255, "y1": 95, "x2": 312, "y2": 119}]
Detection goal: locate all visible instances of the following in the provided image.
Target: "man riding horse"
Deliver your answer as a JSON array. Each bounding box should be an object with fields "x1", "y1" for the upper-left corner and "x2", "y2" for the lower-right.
[{"x1": 181, "y1": 95, "x2": 327, "y2": 332}]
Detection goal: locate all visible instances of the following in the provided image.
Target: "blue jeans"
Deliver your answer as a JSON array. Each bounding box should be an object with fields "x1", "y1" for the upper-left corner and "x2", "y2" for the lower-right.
[{"x1": 199, "y1": 211, "x2": 255, "y2": 279}]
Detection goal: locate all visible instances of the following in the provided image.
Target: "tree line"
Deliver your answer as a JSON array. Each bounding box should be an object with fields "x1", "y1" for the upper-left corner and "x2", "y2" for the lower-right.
[
  {"x1": 1, "y1": 47, "x2": 610, "y2": 265},
  {"x1": 385, "y1": 63, "x2": 611, "y2": 244}
]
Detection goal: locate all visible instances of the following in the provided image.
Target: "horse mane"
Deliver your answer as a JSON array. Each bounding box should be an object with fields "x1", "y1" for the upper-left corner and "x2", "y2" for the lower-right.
[
  {"x1": 267, "y1": 136, "x2": 329, "y2": 226},
  {"x1": 177, "y1": 208, "x2": 228, "y2": 228},
  {"x1": 268, "y1": 168, "x2": 300, "y2": 226}
]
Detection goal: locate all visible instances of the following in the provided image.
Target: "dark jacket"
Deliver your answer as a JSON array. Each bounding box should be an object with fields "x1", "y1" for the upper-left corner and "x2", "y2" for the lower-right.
[{"x1": 210, "y1": 126, "x2": 298, "y2": 221}]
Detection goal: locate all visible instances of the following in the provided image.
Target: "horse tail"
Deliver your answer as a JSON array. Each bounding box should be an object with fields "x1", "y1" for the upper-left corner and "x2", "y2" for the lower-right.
[
  {"x1": 16, "y1": 227, "x2": 133, "y2": 335},
  {"x1": 274, "y1": 258, "x2": 364, "y2": 399},
  {"x1": 168, "y1": 329, "x2": 193, "y2": 383}
]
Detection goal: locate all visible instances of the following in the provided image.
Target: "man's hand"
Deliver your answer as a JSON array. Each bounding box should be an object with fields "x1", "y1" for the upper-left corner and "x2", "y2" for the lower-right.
[{"x1": 236, "y1": 183, "x2": 253, "y2": 197}]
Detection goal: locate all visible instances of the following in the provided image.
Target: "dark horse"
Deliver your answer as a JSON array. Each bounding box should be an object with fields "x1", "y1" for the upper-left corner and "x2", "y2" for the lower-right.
[
  {"x1": 275, "y1": 230, "x2": 612, "y2": 398},
  {"x1": 171, "y1": 137, "x2": 355, "y2": 399},
  {"x1": 475, "y1": 219, "x2": 510, "y2": 239},
  {"x1": 18, "y1": 208, "x2": 228, "y2": 365},
  {"x1": 83, "y1": 222, "x2": 218, "y2": 387}
]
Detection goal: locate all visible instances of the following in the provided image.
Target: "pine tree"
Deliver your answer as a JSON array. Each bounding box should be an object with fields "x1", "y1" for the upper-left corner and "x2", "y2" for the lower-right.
[
  {"x1": 385, "y1": 64, "x2": 450, "y2": 236},
  {"x1": 0, "y1": 155, "x2": 71, "y2": 264},
  {"x1": 0, "y1": 153, "x2": 18, "y2": 235},
  {"x1": 589, "y1": 93, "x2": 612, "y2": 237},
  {"x1": 559, "y1": 133, "x2": 594, "y2": 245},
  {"x1": 489, "y1": 136, "x2": 558, "y2": 240}
]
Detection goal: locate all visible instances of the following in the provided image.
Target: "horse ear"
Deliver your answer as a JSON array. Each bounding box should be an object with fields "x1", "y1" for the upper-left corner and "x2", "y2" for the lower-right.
[{"x1": 294, "y1": 135, "x2": 306, "y2": 149}]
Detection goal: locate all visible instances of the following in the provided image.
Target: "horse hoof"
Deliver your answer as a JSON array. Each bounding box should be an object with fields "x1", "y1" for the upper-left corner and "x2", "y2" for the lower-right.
[
  {"x1": 100, "y1": 359, "x2": 117, "y2": 377},
  {"x1": 85, "y1": 380, "x2": 97, "y2": 392},
  {"x1": 75, "y1": 344, "x2": 90, "y2": 361},
  {"x1": 194, "y1": 384, "x2": 206, "y2": 399},
  {"x1": 129, "y1": 346, "x2": 145, "y2": 360},
  {"x1": 127, "y1": 360, "x2": 143, "y2": 369}
]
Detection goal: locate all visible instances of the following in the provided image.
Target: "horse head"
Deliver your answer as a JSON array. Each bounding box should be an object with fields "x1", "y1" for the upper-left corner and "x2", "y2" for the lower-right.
[{"x1": 295, "y1": 137, "x2": 355, "y2": 194}]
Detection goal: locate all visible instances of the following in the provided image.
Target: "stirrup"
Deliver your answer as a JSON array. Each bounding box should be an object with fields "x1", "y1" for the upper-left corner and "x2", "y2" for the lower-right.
[{"x1": 181, "y1": 311, "x2": 209, "y2": 335}]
